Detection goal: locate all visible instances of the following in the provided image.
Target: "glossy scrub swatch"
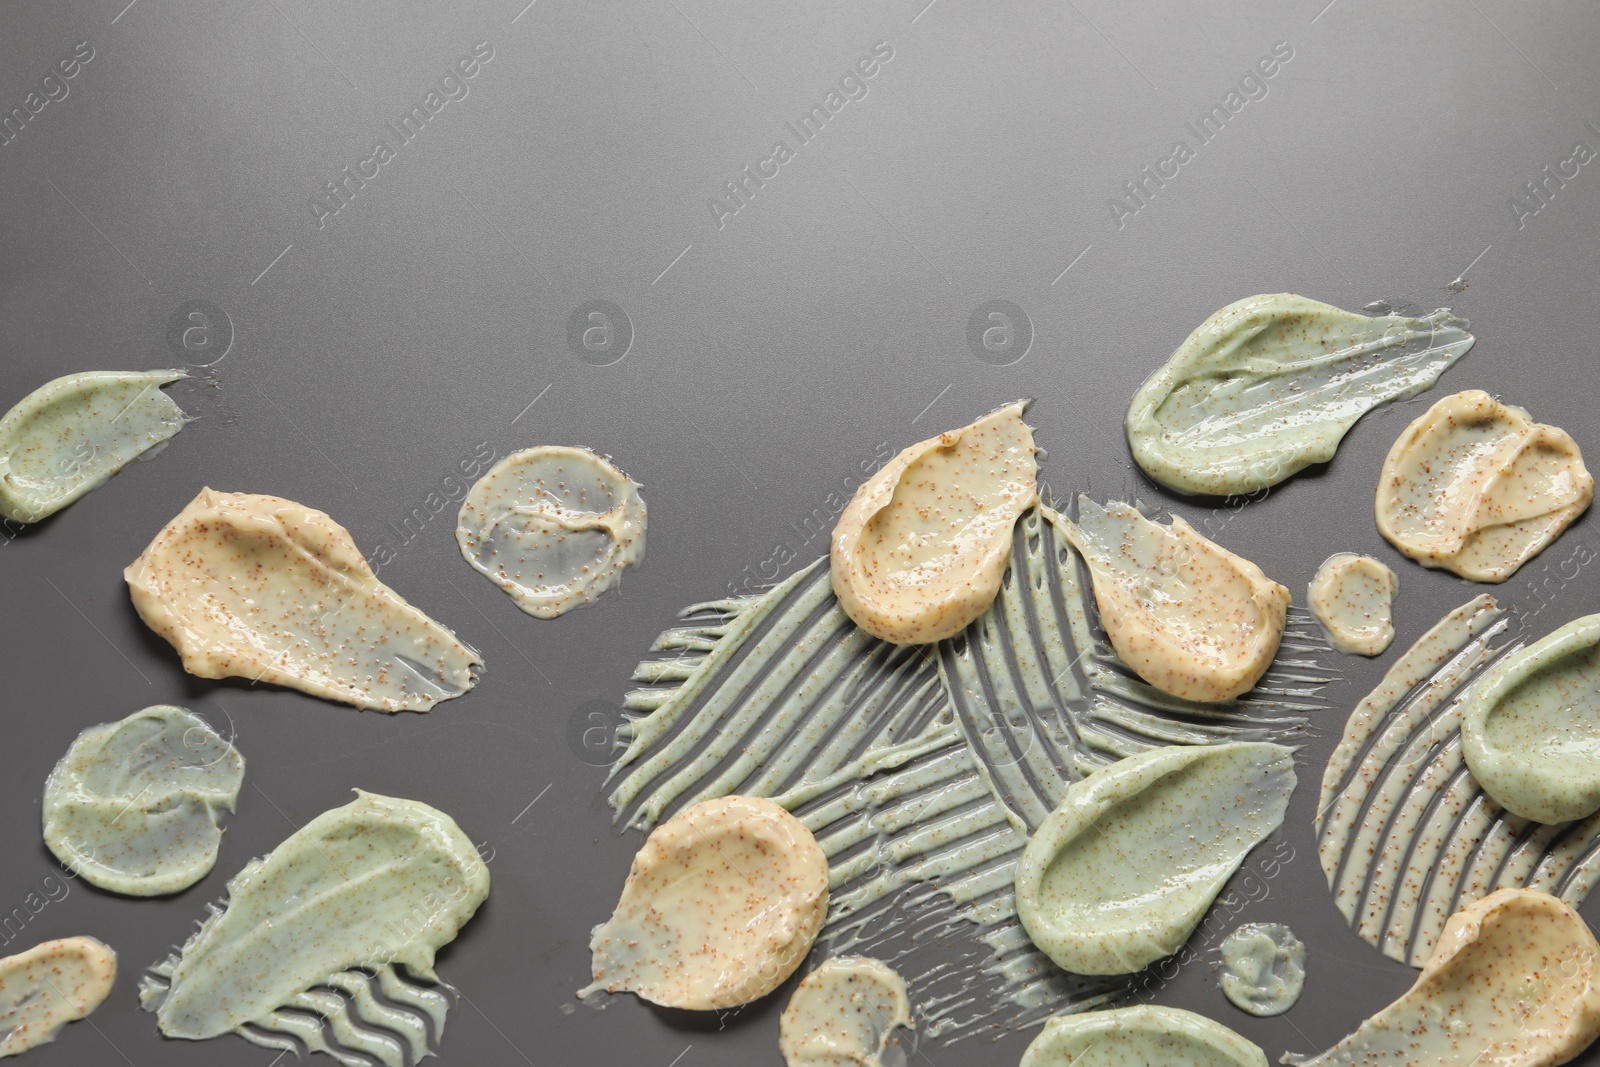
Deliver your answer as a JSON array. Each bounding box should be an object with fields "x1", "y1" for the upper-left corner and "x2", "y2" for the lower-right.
[
  {"x1": 1296, "y1": 889, "x2": 1600, "y2": 1067},
  {"x1": 1064, "y1": 497, "x2": 1290, "y2": 702},
  {"x1": 606, "y1": 505, "x2": 1326, "y2": 1037},
  {"x1": 455, "y1": 445, "x2": 646, "y2": 618},
  {"x1": 1019, "y1": 1005, "x2": 1268, "y2": 1067},
  {"x1": 779, "y1": 956, "x2": 911, "y2": 1067},
  {"x1": 1014, "y1": 742, "x2": 1296, "y2": 975},
  {"x1": 141, "y1": 791, "x2": 488, "y2": 1065},
  {"x1": 583, "y1": 796, "x2": 829, "y2": 1010},
  {"x1": 831, "y1": 401, "x2": 1038, "y2": 644},
  {"x1": 0, "y1": 937, "x2": 116, "y2": 1058},
  {"x1": 1460, "y1": 613, "x2": 1600, "y2": 823},
  {"x1": 1316, "y1": 595, "x2": 1600, "y2": 965},
  {"x1": 1219, "y1": 922, "x2": 1305, "y2": 1016},
  {"x1": 43, "y1": 704, "x2": 244, "y2": 896},
  {"x1": 0, "y1": 369, "x2": 188, "y2": 523},
  {"x1": 1126, "y1": 294, "x2": 1472, "y2": 497},
  {"x1": 126, "y1": 489, "x2": 481, "y2": 711},
  {"x1": 1306, "y1": 553, "x2": 1398, "y2": 656},
  {"x1": 1376, "y1": 390, "x2": 1593, "y2": 582}
]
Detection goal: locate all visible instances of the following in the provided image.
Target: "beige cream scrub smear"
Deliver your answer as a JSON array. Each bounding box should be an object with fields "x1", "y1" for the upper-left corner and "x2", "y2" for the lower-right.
[
  {"x1": 126, "y1": 488, "x2": 481, "y2": 712},
  {"x1": 1376, "y1": 389, "x2": 1593, "y2": 582},
  {"x1": 455, "y1": 445, "x2": 645, "y2": 618},
  {"x1": 830, "y1": 399, "x2": 1038, "y2": 644},
  {"x1": 582, "y1": 796, "x2": 829, "y2": 1010}
]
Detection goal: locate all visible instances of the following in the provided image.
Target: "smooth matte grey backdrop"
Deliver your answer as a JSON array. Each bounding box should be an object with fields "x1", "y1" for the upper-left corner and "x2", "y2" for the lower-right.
[{"x1": 1, "y1": 0, "x2": 1598, "y2": 1064}]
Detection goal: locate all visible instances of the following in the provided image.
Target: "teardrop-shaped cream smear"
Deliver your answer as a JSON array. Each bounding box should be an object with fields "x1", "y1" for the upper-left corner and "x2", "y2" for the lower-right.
[
  {"x1": 0, "y1": 369, "x2": 190, "y2": 523},
  {"x1": 779, "y1": 956, "x2": 911, "y2": 1067},
  {"x1": 0, "y1": 937, "x2": 116, "y2": 1058},
  {"x1": 1126, "y1": 294, "x2": 1473, "y2": 497},
  {"x1": 1019, "y1": 1005, "x2": 1268, "y2": 1067},
  {"x1": 126, "y1": 488, "x2": 482, "y2": 712},
  {"x1": 581, "y1": 795, "x2": 829, "y2": 1010},
  {"x1": 1014, "y1": 741, "x2": 1296, "y2": 975},
  {"x1": 1460, "y1": 613, "x2": 1600, "y2": 823},
  {"x1": 1063, "y1": 497, "x2": 1290, "y2": 702},
  {"x1": 830, "y1": 400, "x2": 1038, "y2": 645},
  {"x1": 1296, "y1": 888, "x2": 1600, "y2": 1067},
  {"x1": 1376, "y1": 390, "x2": 1593, "y2": 582}
]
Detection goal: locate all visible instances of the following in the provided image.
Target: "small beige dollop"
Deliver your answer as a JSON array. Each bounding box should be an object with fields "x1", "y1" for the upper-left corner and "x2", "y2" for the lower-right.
[
  {"x1": 0, "y1": 937, "x2": 116, "y2": 1058},
  {"x1": 455, "y1": 446, "x2": 646, "y2": 618},
  {"x1": 1376, "y1": 390, "x2": 1593, "y2": 582},
  {"x1": 779, "y1": 957, "x2": 911, "y2": 1067},
  {"x1": 830, "y1": 401, "x2": 1038, "y2": 645},
  {"x1": 1298, "y1": 888, "x2": 1600, "y2": 1067},
  {"x1": 582, "y1": 795, "x2": 829, "y2": 1010},
  {"x1": 1063, "y1": 497, "x2": 1290, "y2": 702},
  {"x1": 1307, "y1": 553, "x2": 1398, "y2": 656},
  {"x1": 126, "y1": 488, "x2": 481, "y2": 712}
]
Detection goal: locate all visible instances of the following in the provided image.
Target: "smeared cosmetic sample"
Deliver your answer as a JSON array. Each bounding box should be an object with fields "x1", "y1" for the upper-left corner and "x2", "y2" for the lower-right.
[
  {"x1": 1014, "y1": 742, "x2": 1295, "y2": 975},
  {"x1": 1126, "y1": 294, "x2": 1472, "y2": 497},
  {"x1": 126, "y1": 489, "x2": 481, "y2": 711},
  {"x1": 140, "y1": 791, "x2": 488, "y2": 1065},
  {"x1": 607, "y1": 505, "x2": 1328, "y2": 1037},
  {"x1": 455, "y1": 445, "x2": 645, "y2": 618},
  {"x1": 1219, "y1": 922, "x2": 1304, "y2": 1016},
  {"x1": 583, "y1": 796, "x2": 829, "y2": 1010},
  {"x1": 1317, "y1": 595, "x2": 1600, "y2": 965},
  {"x1": 1294, "y1": 888, "x2": 1600, "y2": 1067},
  {"x1": 1064, "y1": 497, "x2": 1291, "y2": 702},
  {"x1": 779, "y1": 956, "x2": 910, "y2": 1067},
  {"x1": 0, "y1": 938, "x2": 116, "y2": 1059},
  {"x1": 1461, "y1": 613, "x2": 1600, "y2": 823},
  {"x1": 1376, "y1": 390, "x2": 1593, "y2": 582},
  {"x1": 1019, "y1": 1005, "x2": 1268, "y2": 1067},
  {"x1": 42, "y1": 704, "x2": 243, "y2": 897},
  {"x1": 1306, "y1": 553, "x2": 1398, "y2": 656},
  {"x1": 830, "y1": 400, "x2": 1038, "y2": 644},
  {"x1": 0, "y1": 369, "x2": 188, "y2": 523}
]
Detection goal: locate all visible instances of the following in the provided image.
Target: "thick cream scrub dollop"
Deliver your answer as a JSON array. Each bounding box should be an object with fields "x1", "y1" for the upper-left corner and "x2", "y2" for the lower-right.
[
  {"x1": 1064, "y1": 497, "x2": 1290, "y2": 702},
  {"x1": 583, "y1": 795, "x2": 829, "y2": 1010},
  {"x1": 1376, "y1": 389, "x2": 1592, "y2": 582},
  {"x1": 1298, "y1": 888, "x2": 1600, "y2": 1067},
  {"x1": 830, "y1": 401, "x2": 1037, "y2": 644},
  {"x1": 126, "y1": 489, "x2": 481, "y2": 711}
]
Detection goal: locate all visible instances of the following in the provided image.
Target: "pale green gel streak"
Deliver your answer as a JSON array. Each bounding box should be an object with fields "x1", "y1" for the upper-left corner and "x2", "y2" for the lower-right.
[
  {"x1": 139, "y1": 790, "x2": 488, "y2": 1041},
  {"x1": 1126, "y1": 294, "x2": 1472, "y2": 496},
  {"x1": 43, "y1": 704, "x2": 244, "y2": 897},
  {"x1": 1014, "y1": 742, "x2": 1295, "y2": 976},
  {"x1": 1019, "y1": 1005, "x2": 1268, "y2": 1067},
  {"x1": 1220, "y1": 922, "x2": 1304, "y2": 1016},
  {"x1": 1462, "y1": 613, "x2": 1600, "y2": 823},
  {"x1": 0, "y1": 369, "x2": 189, "y2": 523}
]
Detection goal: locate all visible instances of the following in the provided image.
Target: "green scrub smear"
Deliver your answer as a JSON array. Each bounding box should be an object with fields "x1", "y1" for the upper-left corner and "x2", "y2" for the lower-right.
[
  {"x1": 1126, "y1": 294, "x2": 1472, "y2": 497},
  {"x1": 1219, "y1": 922, "x2": 1304, "y2": 1016},
  {"x1": 1461, "y1": 613, "x2": 1600, "y2": 823},
  {"x1": 43, "y1": 704, "x2": 244, "y2": 897},
  {"x1": 0, "y1": 369, "x2": 189, "y2": 523},
  {"x1": 1014, "y1": 742, "x2": 1296, "y2": 976},
  {"x1": 140, "y1": 790, "x2": 488, "y2": 1066},
  {"x1": 1019, "y1": 1006, "x2": 1267, "y2": 1067}
]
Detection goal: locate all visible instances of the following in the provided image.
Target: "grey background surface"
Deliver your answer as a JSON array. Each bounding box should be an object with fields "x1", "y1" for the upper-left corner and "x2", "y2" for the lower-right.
[{"x1": 1, "y1": 0, "x2": 1598, "y2": 1064}]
